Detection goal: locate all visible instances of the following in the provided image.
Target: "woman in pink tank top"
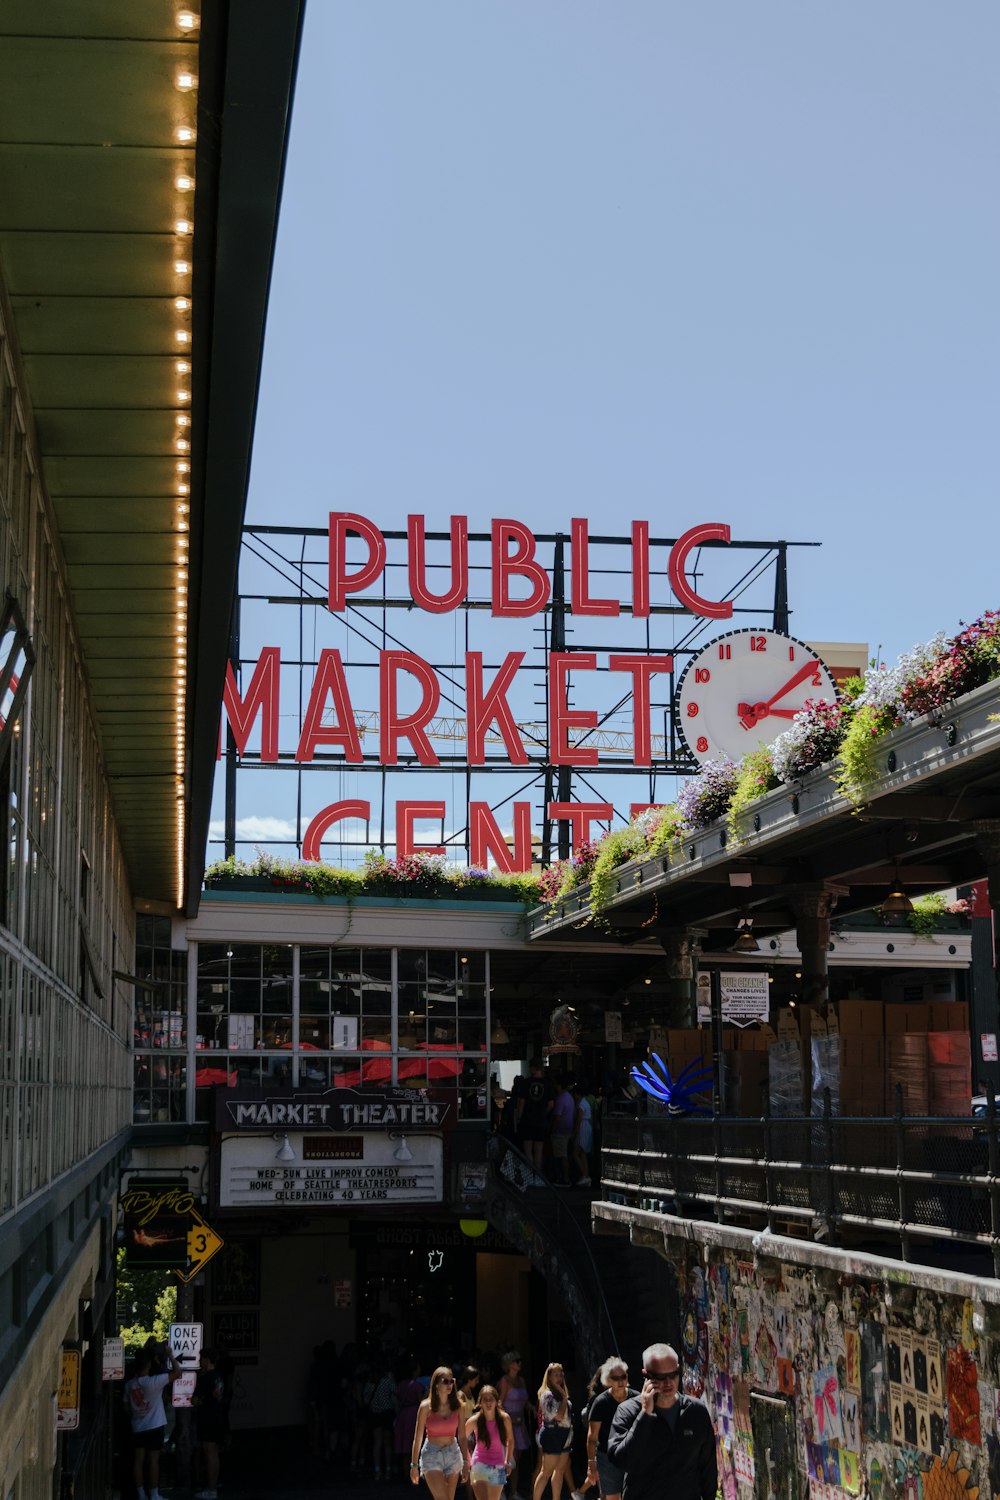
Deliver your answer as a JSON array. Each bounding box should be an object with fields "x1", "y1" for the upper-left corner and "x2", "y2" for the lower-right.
[
  {"x1": 411, "y1": 1367, "x2": 471, "y2": 1499},
  {"x1": 465, "y1": 1387, "x2": 514, "y2": 1500}
]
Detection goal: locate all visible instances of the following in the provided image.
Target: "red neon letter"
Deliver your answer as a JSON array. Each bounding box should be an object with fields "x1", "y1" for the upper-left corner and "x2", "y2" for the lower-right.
[
  {"x1": 328, "y1": 512, "x2": 386, "y2": 612},
  {"x1": 548, "y1": 802, "x2": 614, "y2": 848},
  {"x1": 302, "y1": 800, "x2": 371, "y2": 862},
  {"x1": 380, "y1": 652, "x2": 441, "y2": 766},
  {"x1": 667, "y1": 522, "x2": 733, "y2": 619},
  {"x1": 296, "y1": 649, "x2": 362, "y2": 763},
  {"x1": 631, "y1": 520, "x2": 650, "y2": 618},
  {"x1": 609, "y1": 654, "x2": 673, "y2": 766},
  {"x1": 491, "y1": 519, "x2": 551, "y2": 618},
  {"x1": 548, "y1": 652, "x2": 599, "y2": 766},
  {"x1": 397, "y1": 801, "x2": 446, "y2": 858},
  {"x1": 217, "y1": 646, "x2": 280, "y2": 761},
  {"x1": 571, "y1": 518, "x2": 619, "y2": 617},
  {"x1": 407, "y1": 514, "x2": 469, "y2": 612},
  {"x1": 469, "y1": 802, "x2": 533, "y2": 873},
  {"x1": 466, "y1": 651, "x2": 529, "y2": 766}
]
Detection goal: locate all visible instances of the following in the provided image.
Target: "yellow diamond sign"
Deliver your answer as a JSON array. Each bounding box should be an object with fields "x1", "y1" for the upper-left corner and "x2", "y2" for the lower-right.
[{"x1": 175, "y1": 1211, "x2": 225, "y2": 1283}]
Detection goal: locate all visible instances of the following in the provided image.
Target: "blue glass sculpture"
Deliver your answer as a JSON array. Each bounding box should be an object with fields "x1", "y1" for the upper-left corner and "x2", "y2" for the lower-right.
[{"x1": 631, "y1": 1053, "x2": 714, "y2": 1114}]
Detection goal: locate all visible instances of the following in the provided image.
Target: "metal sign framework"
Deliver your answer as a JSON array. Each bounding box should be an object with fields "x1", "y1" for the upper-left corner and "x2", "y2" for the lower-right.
[{"x1": 220, "y1": 525, "x2": 817, "y2": 865}]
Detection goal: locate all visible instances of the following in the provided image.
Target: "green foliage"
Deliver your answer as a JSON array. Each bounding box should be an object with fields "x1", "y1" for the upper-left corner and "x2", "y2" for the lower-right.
[
  {"x1": 205, "y1": 849, "x2": 543, "y2": 903},
  {"x1": 727, "y1": 747, "x2": 780, "y2": 847},
  {"x1": 303, "y1": 864, "x2": 362, "y2": 898},
  {"x1": 647, "y1": 805, "x2": 685, "y2": 859},
  {"x1": 905, "y1": 893, "x2": 951, "y2": 937},
  {"x1": 833, "y1": 703, "x2": 895, "y2": 807},
  {"x1": 589, "y1": 824, "x2": 650, "y2": 921},
  {"x1": 487, "y1": 870, "x2": 544, "y2": 905},
  {"x1": 115, "y1": 1248, "x2": 177, "y2": 1353}
]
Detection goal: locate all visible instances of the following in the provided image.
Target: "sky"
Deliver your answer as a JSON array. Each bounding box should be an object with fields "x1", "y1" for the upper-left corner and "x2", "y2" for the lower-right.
[{"x1": 210, "y1": 2, "x2": 1000, "y2": 862}]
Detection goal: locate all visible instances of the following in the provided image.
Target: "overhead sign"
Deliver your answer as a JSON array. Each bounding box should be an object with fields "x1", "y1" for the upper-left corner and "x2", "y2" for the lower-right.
[
  {"x1": 121, "y1": 1180, "x2": 193, "y2": 1269},
  {"x1": 222, "y1": 516, "x2": 814, "y2": 866},
  {"x1": 102, "y1": 1337, "x2": 125, "y2": 1382},
  {"x1": 56, "y1": 1350, "x2": 81, "y2": 1430},
  {"x1": 218, "y1": 1131, "x2": 443, "y2": 1208},
  {"x1": 218, "y1": 1086, "x2": 453, "y2": 1133},
  {"x1": 720, "y1": 971, "x2": 770, "y2": 1025},
  {"x1": 121, "y1": 1179, "x2": 225, "y2": 1281}
]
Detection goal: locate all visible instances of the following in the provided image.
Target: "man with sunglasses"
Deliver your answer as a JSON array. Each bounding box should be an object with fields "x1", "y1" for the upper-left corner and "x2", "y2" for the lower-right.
[{"x1": 606, "y1": 1343, "x2": 716, "y2": 1500}]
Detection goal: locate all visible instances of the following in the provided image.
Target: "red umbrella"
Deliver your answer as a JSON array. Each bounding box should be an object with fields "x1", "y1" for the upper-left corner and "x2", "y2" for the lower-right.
[{"x1": 195, "y1": 1067, "x2": 238, "y2": 1088}]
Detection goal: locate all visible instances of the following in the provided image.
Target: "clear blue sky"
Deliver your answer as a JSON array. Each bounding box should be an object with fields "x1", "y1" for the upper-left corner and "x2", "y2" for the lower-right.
[{"x1": 212, "y1": 2, "x2": 1000, "y2": 859}]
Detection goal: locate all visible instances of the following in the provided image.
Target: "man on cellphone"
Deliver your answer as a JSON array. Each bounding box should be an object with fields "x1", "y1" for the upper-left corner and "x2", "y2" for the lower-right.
[{"x1": 606, "y1": 1343, "x2": 716, "y2": 1500}]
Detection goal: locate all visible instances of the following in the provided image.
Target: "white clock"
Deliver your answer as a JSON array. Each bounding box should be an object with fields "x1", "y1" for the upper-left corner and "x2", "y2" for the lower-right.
[{"x1": 676, "y1": 629, "x2": 838, "y2": 765}]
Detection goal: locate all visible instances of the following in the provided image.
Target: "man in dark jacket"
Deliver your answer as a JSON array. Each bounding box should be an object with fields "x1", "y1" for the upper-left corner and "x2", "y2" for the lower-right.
[{"x1": 607, "y1": 1342, "x2": 717, "y2": 1500}]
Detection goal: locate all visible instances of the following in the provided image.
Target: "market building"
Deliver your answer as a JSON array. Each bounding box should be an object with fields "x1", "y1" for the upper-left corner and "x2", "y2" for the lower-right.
[{"x1": 0, "y1": 5, "x2": 303, "y2": 1496}]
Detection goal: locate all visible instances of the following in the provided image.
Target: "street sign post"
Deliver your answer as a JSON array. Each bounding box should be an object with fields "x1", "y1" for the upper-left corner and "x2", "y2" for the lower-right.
[
  {"x1": 102, "y1": 1337, "x2": 125, "y2": 1382},
  {"x1": 169, "y1": 1322, "x2": 203, "y2": 1408},
  {"x1": 176, "y1": 1213, "x2": 225, "y2": 1283},
  {"x1": 56, "y1": 1350, "x2": 81, "y2": 1430}
]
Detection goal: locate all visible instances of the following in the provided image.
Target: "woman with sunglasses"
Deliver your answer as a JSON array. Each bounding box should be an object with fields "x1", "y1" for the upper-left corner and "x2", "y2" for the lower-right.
[
  {"x1": 465, "y1": 1385, "x2": 514, "y2": 1500},
  {"x1": 584, "y1": 1358, "x2": 636, "y2": 1500},
  {"x1": 411, "y1": 1367, "x2": 471, "y2": 1499},
  {"x1": 533, "y1": 1363, "x2": 574, "y2": 1500}
]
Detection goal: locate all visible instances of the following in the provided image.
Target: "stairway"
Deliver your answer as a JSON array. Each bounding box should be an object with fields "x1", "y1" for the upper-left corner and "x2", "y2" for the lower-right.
[{"x1": 485, "y1": 1136, "x2": 617, "y2": 1376}]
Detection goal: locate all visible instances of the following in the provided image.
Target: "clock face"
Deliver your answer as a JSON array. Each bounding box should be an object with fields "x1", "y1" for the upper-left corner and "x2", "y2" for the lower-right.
[{"x1": 676, "y1": 629, "x2": 838, "y2": 765}]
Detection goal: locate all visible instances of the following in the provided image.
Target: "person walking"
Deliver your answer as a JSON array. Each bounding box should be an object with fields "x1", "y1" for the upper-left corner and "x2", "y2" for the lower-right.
[
  {"x1": 192, "y1": 1347, "x2": 227, "y2": 1500},
  {"x1": 498, "y1": 1351, "x2": 533, "y2": 1499},
  {"x1": 395, "y1": 1359, "x2": 426, "y2": 1482},
  {"x1": 465, "y1": 1385, "x2": 514, "y2": 1500},
  {"x1": 123, "y1": 1342, "x2": 180, "y2": 1500},
  {"x1": 533, "y1": 1363, "x2": 574, "y2": 1500},
  {"x1": 571, "y1": 1084, "x2": 594, "y2": 1187},
  {"x1": 515, "y1": 1059, "x2": 554, "y2": 1172},
  {"x1": 411, "y1": 1366, "x2": 471, "y2": 1500},
  {"x1": 368, "y1": 1357, "x2": 399, "y2": 1481},
  {"x1": 607, "y1": 1343, "x2": 716, "y2": 1500},
  {"x1": 584, "y1": 1358, "x2": 637, "y2": 1500},
  {"x1": 549, "y1": 1079, "x2": 575, "y2": 1185}
]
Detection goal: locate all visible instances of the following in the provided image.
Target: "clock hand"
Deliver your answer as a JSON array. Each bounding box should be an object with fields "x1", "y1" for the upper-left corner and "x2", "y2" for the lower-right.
[
  {"x1": 739, "y1": 661, "x2": 825, "y2": 729},
  {"x1": 763, "y1": 658, "x2": 823, "y2": 709}
]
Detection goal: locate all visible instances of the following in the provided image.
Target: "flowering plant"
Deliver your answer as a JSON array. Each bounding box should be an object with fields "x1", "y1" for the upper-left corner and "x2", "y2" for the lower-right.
[
  {"x1": 771, "y1": 698, "x2": 851, "y2": 782},
  {"x1": 675, "y1": 757, "x2": 740, "y2": 830},
  {"x1": 538, "y1": 862, "x2": 571, "y2": 902},
  {"x1": 361, "y1": 850, "x2": 451, "y2": 894},
  {"x1": 856, "y1": 634, "x2": 950, "y2": 723}
]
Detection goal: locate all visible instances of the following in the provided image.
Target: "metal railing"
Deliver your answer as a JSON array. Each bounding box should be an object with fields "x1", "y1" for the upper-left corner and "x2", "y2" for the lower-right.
[
  {"x1": 602, "y1": 1097, "x2": 1000, "y2": 1276},
  {"x1": 485, "y1": 1135, "x2": 617, "y2": 1371}
]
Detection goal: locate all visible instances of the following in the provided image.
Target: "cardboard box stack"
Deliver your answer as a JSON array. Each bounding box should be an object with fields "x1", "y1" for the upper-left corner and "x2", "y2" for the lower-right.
[{"x1": 835, "y1": 1000, "x2": 886, "y2": 1116}]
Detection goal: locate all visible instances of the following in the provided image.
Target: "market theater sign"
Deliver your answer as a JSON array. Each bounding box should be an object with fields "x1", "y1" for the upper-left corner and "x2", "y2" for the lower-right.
[{"x1": 219, "y1": 1086, "x2": 454, "y2": 1133}]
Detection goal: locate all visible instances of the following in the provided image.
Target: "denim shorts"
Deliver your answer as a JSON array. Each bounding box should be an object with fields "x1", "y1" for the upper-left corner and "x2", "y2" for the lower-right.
[
  {"x1": 420, "y1": 1441, "x2": 463, "y2": 1477},
  {"x1": 597, "y1": 1450, "x2": 626, "y2": 1495},
  {"x1": 471, "y1": 1462, "x2": 507, "y2": 1487}
]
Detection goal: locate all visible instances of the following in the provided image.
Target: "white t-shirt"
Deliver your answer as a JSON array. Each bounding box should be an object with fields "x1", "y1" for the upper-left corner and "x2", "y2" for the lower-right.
[{"x1": 126, "y1": 1373, "x2": 170, "y2": 1433}]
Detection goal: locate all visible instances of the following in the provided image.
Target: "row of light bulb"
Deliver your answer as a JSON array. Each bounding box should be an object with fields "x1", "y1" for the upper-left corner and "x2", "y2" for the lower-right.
[{"x1": 174, "y1": 11, "x2": 199, "y2": 906}]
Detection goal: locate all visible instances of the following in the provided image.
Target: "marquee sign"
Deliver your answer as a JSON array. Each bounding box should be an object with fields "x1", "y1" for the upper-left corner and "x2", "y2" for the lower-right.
[
  {"x1": 219, "y1": 515, "x2": 819, "y2": 865},
  {"x1": 218, "y1": 1086, "x2": 454, "y2": 1133}
]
